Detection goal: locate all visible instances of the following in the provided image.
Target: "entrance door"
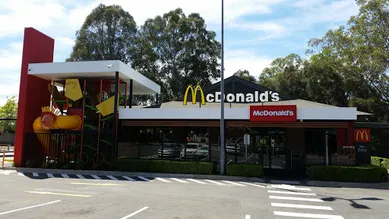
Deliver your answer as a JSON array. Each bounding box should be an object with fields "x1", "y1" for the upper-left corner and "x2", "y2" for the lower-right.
[{"x1": 259, "y1": 129, "x2": 287, "y2": 170}]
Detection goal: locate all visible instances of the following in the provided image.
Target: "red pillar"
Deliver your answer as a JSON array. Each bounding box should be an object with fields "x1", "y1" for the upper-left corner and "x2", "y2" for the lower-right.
[
  {"x1": 347, "y1": 121, "x2": 354, "y2": 146},
  {"x1": 14, "y1": 28, "x2": 55, "y2": 167},
  {"x1": 336, "y1": 128, "x2": 346, "y2": 154}
]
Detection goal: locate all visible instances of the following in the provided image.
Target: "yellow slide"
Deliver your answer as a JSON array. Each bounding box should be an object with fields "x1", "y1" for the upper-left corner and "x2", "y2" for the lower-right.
[{"x1": 32, "y1": 107, "x2": 82, "y2": 152}]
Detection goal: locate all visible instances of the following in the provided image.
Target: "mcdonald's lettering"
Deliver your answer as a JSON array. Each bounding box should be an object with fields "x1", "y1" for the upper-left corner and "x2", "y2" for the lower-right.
[
  {"x1": 183, "y1": 85, "x2": 205, "y2": 105},
  {"x1": 354, "y1": 129, "x2": 370, "y2": 143}
]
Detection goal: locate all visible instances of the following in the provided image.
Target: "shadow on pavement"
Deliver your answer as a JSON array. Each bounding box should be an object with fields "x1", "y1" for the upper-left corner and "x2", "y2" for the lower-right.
[{"x1": 320, "y1": 195, "x2": 383, "y2": 209}]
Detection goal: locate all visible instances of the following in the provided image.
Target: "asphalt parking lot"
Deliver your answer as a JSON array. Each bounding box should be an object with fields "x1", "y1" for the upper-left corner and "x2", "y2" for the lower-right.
[{"x1": 0, "y1": 169, "x2": 388, "y2": 219}]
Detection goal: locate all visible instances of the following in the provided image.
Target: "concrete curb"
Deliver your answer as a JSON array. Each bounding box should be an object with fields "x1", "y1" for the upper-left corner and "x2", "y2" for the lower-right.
[
  {"x1": 302, "y1": 180, "x2": 389, "y2": 189},
  {"x1": 1, "y1": 167, "x2": 266, "y2": 183}
]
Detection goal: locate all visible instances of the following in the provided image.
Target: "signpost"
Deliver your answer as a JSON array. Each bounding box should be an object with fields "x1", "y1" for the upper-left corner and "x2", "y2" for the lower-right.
[
  {"x1": 325, "y1": 130, "x2": 329, "y2": 165},
  {"x1": 244, "y1": 134, "x2": 250, "y2": 163}
]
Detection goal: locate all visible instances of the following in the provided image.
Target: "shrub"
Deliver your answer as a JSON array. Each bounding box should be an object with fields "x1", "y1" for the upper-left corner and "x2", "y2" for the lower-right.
[
  {"x1": 226, "y1": 163, "x2": 262, "y2": 177},
  {"x1": 114, "y1": 159, "x2": 213, "y2": 175},
  {"x1": 371, "y1": 156, "x2": 389, "y2": 169},
  {"x1": 308, "y1": 165, "x2": 388, "y2": 183}
]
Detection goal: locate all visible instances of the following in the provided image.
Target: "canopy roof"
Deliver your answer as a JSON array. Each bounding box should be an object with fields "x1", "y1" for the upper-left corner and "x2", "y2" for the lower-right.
[{"x1": 28, "y1": 60, "x2": 160, "y2": 95}]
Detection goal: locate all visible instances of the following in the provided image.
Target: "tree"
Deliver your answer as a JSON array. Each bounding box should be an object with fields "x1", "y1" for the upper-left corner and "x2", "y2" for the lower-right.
[
  {"x1": 67, "y1": 4, "x2": 137, "y2": 63},
  {"x1": 0, "y1": 96, "x2": 17, "y2": 133},
  {"x1": 307, "y1": 0, "x2": 389, "y2": 121},
  {"x1": 233, "y1": 69, "x2": 256, "y2": 83},
  {"x1": 130, "y1": 8, "x2": 221, "y2": 102}
]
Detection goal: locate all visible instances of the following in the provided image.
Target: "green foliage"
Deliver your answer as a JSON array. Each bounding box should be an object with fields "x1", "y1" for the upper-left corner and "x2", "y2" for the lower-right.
[
  {"x1": 67, "y1": 4, "x2": 137, "y2": 63},
  {"x1": 308, "y1": 165, "x2": 388, "y2": 183},
  {"x1": 233, "y1": 70, "x2": 257, "y2": 83},
  {"x1": 226, "y1": 163, "x2": 262, "y2": 177},
  {"x1": 114, "y1": 159, "x2": 213, "y2": 175},
  {"x1": 371, "y1": 156, "x2": 389, "y2": 169},
  {"x1": 0, "y1": 96, "x2": 17, "y2": 133},
  {"x1": 129, "y1": 8, "x2": 221, "y2": 103}
]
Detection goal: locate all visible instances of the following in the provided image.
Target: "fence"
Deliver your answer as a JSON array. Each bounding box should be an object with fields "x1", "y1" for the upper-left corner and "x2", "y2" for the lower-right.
[{"x1": 23, "y1": 130, "x2": 116, "y2": 168}]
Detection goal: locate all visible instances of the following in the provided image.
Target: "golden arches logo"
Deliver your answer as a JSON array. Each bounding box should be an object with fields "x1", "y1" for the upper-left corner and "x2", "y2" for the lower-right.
[
  {"x1": 183, "y1": 85, "x2": 205, "y2": 105},
  {"x1": 354, "y1": 129, "x2": 370, "y2": 142}
]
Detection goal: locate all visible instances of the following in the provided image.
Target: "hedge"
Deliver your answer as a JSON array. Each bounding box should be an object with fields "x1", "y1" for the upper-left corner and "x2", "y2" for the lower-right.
[
  {"x1": 226, "y1": 163, "x2": 262, "y2": 177},
  {"x1": 114, "y1": 159, "x2": 213, "y2": 175},
  {"x1": 371, "y1": 156, "x2": 389, "y2": 169},
  {"x1": 308, "y1": 165, "x2": 388, "y2": 183}
]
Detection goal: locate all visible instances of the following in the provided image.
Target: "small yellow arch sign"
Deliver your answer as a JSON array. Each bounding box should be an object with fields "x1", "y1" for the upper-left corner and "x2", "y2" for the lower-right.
[{"x1": 183, "y1": 85, "x2": 205, "y2": 105}]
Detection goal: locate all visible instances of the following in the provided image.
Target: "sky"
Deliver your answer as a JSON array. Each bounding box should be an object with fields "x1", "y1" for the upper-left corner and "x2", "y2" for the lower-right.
[{"x1": 0, "y1": 0, "x2": 360, "y2": 106}]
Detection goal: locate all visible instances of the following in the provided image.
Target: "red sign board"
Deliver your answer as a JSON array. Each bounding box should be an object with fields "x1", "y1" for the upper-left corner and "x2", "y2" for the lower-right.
[
  {"x1": 250, "y1": 105, "x2": 297, "y2": 122},
  {"x1": 354, "y1": 129, "x2": 371, "y2": 143}
]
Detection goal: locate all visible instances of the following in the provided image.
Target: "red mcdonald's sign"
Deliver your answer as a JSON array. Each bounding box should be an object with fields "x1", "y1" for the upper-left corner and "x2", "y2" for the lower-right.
[{"x1": 354, "y1": 129, "x2": 371, "y2": 143}]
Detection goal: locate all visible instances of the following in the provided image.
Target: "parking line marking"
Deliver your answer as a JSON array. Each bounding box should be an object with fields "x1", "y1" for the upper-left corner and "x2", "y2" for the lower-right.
[
  {"x1": 245, "y1": 215, "x2": 251, "y2": 219},
  {"x1": 91, "y1": 175, "x2": 101, "y2": 180},
  {"x1": 47, "y1": 173, "x2": 54, "y2": 178},
  {"x1": 240, "y1": 182, "x2": 266, "y2": 188},
  {"x1": 18, "y1": 172, "x2": 24, "y2": 176},
  {"x1": 120, "y1": 206, "x2": 149, "y2": 219},
  {"x1": 26, "y1": 191, "x2": 91, "y2": 197},
  {"x1": 61, "y1": 174, "x2": 69, "y2": 178},
  {"x1": 32, "y1": 172, "x2": 39, "y2": 177},
  {"x1": 170, "y1": 178, "x2": 188, "y2": 183},
  {"x1": 155, "y1": 177, "x2": 171, "y2": 183},
  {"x1": 137, "y1": 176, "x2": 150, "y2": 181},
  {"x1": 268, "y1": 190, "x2": 316, "y2": 196},
  {"x1": 71, "y1": 182, "x2": 123, "y2": 186},
  {"x1": 271, "y1": 203, "x2": 333, "y2": 210},
  {"x1": 122, "y1": 176, "x2": 135, "y2": 181},
  {"x1": 76, "y1": 174, "x2": 85, "y2": 179},
  {"x1": 0, "y1": 200, "x2": 61, "y2": 216},
  {"x1": 268, "y1": 185, "x2": 311, "y2": 191},
  {"x1": 107, "y1": 175, "x2": 118, "y2": 180},
  {"x1": 222, "y1": 180, "x2": 246, "y2": 187},
  {"x1": 187, "y1": 179, "x2": 207, "y2": 184},
  {"x1": 274, "y1": 211, "x2": 344, "y2": 219},
  {"x1": 204, "y1": 180, "x2": 226, "y2": 185},
  {"x1": 269, "y1": 196, "x2": 324, "y2": 202}
]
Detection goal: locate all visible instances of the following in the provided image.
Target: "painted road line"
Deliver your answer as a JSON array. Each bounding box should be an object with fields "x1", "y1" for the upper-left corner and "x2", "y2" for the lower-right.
[
  {"x1": 187, "y1": 178, "x2": 207, "y2": 184},
  {"x1": 170, "y1": 178, "x2": 189, "y2": 183},
  {"x1": 0, "y1": 200, "x2": 61, "y2": 216},
  {"x1": 32, "y1": 172, "x2": 39, "y2": 177},
  {"x1": 240, "y1": 182, "x2": 266, "y2": 188},
  {"x1": 222, "y1": 180, "x2": 246, "y2": 187},
  {"x1": 91, "y1": 175, "x2": 101, "y2": 180},
  {"x1": 120, "y1": 206, "x2": 149, "y2": 219},
  {"x1": 204, "y1": 179, "x2": 226, "y2": 186},
  {"x1": 271, "y1": 203, "x2": 333, "y2": 210},
  {"x1": 273, "y1": 211, "x2": 344, "y2": 219},
  {"x1": 245, "y1": 215, "x2": 251, "y2": 219},
  {"x1": 155, "y1": 177, "x2": 171, "y2": 183},
  {"x1": 61, "y1": 174, "x2": 70, "y2": 178},
  {"x1": 268, "y1": 190, "x2": 317, "y2": 196},
  {"x1": 26, "y1": 191, "x2": 91, "y2": 197},
  {"x1": 47, "y1": 173, "x2": 54, "y2": 178},
  {"x1": 122, "y1": 176, "x2": 135, "y2": 181},
  {"x1": 18, "y1": 172, "x2": 25, "y2": 176},
  {"x1": 137, "y1": 176, "x2": 150, "y2": 181},
  {"x1": 76, "y1": 174, "x2": 85, "y2": 179},
  {"x1": 107, "y1": 175, "x2": 118, "y2": 180},
  {"x1": 71, "y1": 182, "x2": 123, "y2": 186},
  {"x1": 269, "y1": 185, "x2": 311, "y2": 191},
  {"x1": 269, "y1": 196, "x2": 324, "y2": 202}
]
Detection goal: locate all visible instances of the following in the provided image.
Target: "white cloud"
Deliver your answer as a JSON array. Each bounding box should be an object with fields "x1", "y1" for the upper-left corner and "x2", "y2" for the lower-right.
[{"x1": 224, "y1": 49, "x2": 273, "y2": 78}]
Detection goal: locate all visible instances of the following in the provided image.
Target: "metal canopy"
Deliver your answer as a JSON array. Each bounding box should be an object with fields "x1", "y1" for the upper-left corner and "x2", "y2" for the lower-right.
[{"x1": 28, "y1": 60, "x2": 160, "y2": 95}]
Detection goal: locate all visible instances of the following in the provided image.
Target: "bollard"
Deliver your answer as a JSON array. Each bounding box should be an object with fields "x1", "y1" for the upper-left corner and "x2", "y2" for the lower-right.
[{"x1": 2, "y1": 151, "x2": 4, "y2": 168}]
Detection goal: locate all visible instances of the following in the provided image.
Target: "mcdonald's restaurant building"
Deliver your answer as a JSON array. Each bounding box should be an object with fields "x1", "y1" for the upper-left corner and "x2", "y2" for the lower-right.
[{"x1": 118, "y1": 75, "x2": 373, "y2": 177}]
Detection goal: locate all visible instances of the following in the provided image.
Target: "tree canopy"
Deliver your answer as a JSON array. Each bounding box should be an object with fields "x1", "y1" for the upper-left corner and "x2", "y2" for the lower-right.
[
  {"x1": 0, "y1": 96, "x2": 17, "y2": 133},
  {"x1": 129, "y1": 8, "x2": 221, "y2": 102},
  {"x1": 233, "y1": 69, "x2": 257, "y2": 83},
  {"x1": 67, "y1": 4, "x2": 137, "y2": 63}
]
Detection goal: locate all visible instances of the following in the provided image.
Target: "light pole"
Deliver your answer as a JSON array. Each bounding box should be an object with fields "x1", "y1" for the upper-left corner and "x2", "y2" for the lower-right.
[{"x1": 220, "y1": 0, "x2": 226, "y2": 175}]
